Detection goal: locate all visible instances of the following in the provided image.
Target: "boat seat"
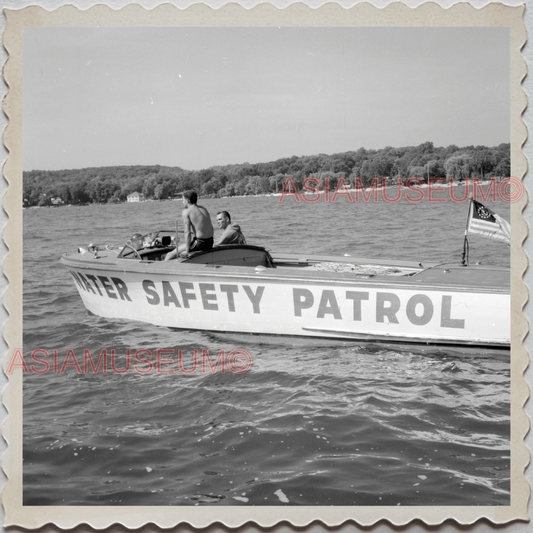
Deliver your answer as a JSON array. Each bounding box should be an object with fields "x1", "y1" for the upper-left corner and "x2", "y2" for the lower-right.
[
  {"x1": 138, "y1": 246, "x2": 177, "y2": 261},
  {"x1": 182, "y1": 244, "x2": 275, "y2": 268}
]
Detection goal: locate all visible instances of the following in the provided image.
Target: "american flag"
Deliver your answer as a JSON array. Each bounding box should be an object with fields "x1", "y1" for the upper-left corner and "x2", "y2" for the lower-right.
[{"x1": 467, "y1": 200, "x2": 510, "y2": 244}]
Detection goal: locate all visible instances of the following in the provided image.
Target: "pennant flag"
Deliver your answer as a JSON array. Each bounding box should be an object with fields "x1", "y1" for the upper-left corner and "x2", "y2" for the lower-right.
[{"x1": 467, "y1": 200, "x2": 510, "y2": 244}]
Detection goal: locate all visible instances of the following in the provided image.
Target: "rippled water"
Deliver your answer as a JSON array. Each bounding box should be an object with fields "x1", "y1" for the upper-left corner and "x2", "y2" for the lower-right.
[{"x1": 23, "y1": 189, "x2": 511, "y2": 505}]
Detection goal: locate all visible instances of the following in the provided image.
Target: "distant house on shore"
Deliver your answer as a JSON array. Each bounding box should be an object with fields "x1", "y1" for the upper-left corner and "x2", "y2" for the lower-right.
[
  {"x1": 50, "y1": 197, "x2": 64, "y2": 206},
  {"x1": 127, "y1": 192, "x2": 145, "y2": 203}
]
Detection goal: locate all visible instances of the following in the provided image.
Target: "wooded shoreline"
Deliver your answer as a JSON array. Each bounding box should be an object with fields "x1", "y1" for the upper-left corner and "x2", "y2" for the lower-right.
[{"x1": 23, "y1": 142, "x2": 510, "y2": 207}]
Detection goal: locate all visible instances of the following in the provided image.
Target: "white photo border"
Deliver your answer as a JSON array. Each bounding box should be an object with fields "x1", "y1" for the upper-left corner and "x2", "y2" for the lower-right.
[{"x1": 1, "y1": 1, "x2": 529, "y2": 530}]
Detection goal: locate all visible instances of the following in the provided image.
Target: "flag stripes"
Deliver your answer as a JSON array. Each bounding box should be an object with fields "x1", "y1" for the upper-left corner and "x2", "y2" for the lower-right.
[{"x1": 467, "y1": 200, "x2": 510, "y2": 244}]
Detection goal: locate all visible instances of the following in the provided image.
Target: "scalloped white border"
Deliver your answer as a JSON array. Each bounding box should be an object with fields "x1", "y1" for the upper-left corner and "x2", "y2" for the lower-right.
[{"x1": 1, "y1": 2, "x2": 529, "y2": 529}]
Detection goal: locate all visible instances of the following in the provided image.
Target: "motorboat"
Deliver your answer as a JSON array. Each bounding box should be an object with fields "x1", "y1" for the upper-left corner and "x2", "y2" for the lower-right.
[{"x1": 60, "y1": 229, "x2": 510, "y2": 349}]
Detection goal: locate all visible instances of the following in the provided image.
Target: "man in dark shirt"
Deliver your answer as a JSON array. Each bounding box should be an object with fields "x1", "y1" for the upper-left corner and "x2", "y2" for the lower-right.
[{"x1": 215, "y1": 211, "x2": 246, "y2": 245}]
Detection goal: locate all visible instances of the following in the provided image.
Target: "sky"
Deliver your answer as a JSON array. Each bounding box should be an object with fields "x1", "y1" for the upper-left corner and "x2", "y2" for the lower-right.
[{"x1": 22, "y1": 26, "x2": 510, "y2": 171}]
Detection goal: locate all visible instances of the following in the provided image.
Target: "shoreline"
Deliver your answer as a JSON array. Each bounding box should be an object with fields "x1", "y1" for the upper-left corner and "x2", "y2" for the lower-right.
[{"x1": 23, "y1": 179, "x2": 509, "y2": 208}]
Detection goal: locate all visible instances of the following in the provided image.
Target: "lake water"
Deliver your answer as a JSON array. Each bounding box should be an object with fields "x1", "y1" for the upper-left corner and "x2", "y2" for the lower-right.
[{"x1": 22, "y1": 188, "x2": 511, "y2": 506}]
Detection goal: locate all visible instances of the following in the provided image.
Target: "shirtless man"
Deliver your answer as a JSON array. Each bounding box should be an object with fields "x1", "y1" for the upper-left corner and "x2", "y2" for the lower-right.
[{"x1": 164, "y1": 190, "x2": 213, "y2": 260}]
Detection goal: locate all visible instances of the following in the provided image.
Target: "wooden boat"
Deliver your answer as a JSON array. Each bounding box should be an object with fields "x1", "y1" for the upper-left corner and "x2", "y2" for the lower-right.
[{"x1": 60, "y1": 229, "x2": 510, "y2": 350}]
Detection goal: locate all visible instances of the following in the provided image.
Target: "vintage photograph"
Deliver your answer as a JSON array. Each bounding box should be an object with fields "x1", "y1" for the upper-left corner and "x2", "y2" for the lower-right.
[{"x1": 2, "y1": 2, "x2": 529, "y2": 529}]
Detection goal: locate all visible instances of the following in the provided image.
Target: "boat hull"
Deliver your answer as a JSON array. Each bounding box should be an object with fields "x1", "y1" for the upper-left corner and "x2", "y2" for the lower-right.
[{"x1": 61, "y1": 250, "x2": 510, "y2": 349}]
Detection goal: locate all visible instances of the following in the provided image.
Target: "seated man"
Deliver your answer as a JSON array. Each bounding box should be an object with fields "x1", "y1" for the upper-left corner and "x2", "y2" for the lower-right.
[
  {"x1": 165, "y1": 190, "x2": 214, "y2": 260},
  {"x1": 216, "y1": 211, "x2": 246, "y2": 245}
]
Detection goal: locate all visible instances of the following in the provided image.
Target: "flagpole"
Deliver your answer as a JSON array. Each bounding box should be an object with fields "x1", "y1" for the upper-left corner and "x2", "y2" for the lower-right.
[{"x1": 461, "y1": 196, "x2": 473, "y2": 266}]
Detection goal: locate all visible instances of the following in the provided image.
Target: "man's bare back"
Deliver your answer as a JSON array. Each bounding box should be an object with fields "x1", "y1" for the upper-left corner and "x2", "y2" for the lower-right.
[
  {"x1": 164, "y1": 191, "x2": 213, "y2": 260},
  {"x1": 184, "y1": 204, "x2": 213, "y2": 241}
]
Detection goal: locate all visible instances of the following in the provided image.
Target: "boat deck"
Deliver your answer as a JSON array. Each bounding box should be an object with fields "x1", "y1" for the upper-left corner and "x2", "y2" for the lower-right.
[{"x1": 62, "y1": 244, "x2": 510, "y2": 293}]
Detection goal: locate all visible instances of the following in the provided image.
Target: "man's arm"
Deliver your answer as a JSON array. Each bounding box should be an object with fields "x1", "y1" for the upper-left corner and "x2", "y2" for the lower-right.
[
  {"x1": 216, "y1": 229, "x2": 231, "y2": 246},
  {"x1": 182, "y1": 210, "x2": 192, "y2": 253}
]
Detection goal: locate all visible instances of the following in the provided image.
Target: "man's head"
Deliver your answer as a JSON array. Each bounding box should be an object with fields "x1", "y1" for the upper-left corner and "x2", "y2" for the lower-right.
[
  {"x1": 216, "y1": 211, "x2": 231, "y2": 230},
  {"x1": 182, "y1": 190, "x2": 198, "y2": 206}
]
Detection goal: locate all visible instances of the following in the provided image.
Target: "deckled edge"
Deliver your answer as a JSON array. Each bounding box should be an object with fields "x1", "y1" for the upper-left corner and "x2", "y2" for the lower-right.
[
  {"x1": 510, "y1": 0, "x2": 531, "y2": 529},
  {"x1": 2, "y1": 0, "x2": 24, "y2": 529},
  {"x1": 1, "y1": 1, "x2": 529, "y2": 529}
]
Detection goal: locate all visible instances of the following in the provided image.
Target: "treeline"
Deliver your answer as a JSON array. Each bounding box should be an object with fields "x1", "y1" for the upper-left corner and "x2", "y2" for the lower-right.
[{"x1": 23, "y1": 141, "x2": 510, "y2": 207}]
